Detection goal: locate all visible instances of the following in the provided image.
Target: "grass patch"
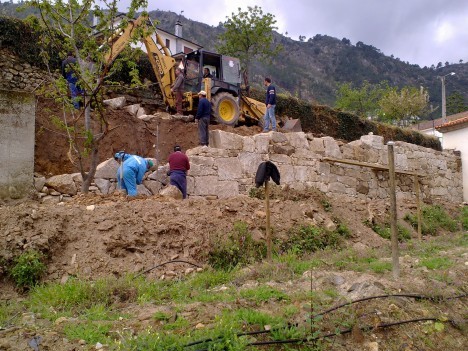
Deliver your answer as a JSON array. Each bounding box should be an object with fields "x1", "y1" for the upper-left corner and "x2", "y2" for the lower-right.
[
  {"x1": 208, "y1": 221, "x2": 266, "y2": 271},
  {"x1": 240, "y1": 285, "x2": 289, "y2": 303},
  {"x1": 367, "y1": 222, "x2": 412, "y2": 242},
  {"x1": 369, "y1": 260, "x2": 392, "y2": 273},
  {"x1": 63, "y1": 322, "x2": 111, "y2": 344},
  {"x1": 0, "y1": 301, "x2": 21, "y2": 328},
  {"x1": 459, "y1": 206, "x2": 468, "y2": 230},
  {"x1": 419, "y1": 257, "x2": 454, "y2": 270},
  {"x1": 404, "y1": 205, "x2": 459, "y2": 236},
  {"x1": 279, "y1": 225, "x2": 345, "y2": 256}
]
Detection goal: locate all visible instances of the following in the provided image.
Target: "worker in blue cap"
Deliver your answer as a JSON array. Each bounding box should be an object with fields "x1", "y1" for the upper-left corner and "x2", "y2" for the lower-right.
[{"x1": 114, "y1": 151, "x2": 154, "y2": 196}]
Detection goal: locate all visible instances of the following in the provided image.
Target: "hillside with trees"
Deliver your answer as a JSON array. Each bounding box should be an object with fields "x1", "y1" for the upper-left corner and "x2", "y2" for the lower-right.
[{"x1": 1, "y1": 2, "x2": 467, "y2": 120}]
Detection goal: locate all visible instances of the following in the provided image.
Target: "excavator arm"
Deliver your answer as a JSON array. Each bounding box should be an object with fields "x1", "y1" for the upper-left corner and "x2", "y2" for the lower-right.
[{"x1": 102, "y1": 14, "x2": 176, "y2": 109}]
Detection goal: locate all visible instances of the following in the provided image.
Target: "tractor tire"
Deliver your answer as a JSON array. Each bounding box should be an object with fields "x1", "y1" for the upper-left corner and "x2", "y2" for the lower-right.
[{"x1": 211, "y1": 92, "x2": 240, "y2": 126}]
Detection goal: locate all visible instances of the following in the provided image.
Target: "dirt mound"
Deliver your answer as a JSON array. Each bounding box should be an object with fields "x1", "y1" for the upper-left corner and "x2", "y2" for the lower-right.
[{"x1": 0, "y1": 190, "x2": 390, "y2": 282}]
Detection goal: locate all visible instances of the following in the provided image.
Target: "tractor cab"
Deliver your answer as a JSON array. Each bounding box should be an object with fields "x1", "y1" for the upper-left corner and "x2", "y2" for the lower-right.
[{"x1": 178, "y1": 49, "x2": 241, "y2": 96}]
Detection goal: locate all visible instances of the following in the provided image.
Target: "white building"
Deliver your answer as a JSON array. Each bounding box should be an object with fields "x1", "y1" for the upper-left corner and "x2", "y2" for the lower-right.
[
  {"x1": 94, "y1": 14, "x2": 202, "y2": 56},
  {"x1": 437, "y1": 112, "x2": 468, "y2": 202}
]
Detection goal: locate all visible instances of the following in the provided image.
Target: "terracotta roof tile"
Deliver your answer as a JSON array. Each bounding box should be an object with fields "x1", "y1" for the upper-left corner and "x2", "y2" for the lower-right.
[{"x1": 437, "y1": 115, "x2": 468, "y2": 131}]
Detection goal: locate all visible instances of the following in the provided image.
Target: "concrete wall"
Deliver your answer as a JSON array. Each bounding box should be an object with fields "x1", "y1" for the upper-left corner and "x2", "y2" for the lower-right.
[
  {"x1": 0, "y1": 90, "x2": 36, "y2": 199},
  {"x1": 441, "y1": 127, "x2": 468, "y2": 201}
]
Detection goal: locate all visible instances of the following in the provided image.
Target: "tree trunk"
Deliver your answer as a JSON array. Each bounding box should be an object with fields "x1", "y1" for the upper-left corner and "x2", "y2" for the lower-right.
[{"x1": 80, "y1": 142, "x2": 99, "y2": 193}]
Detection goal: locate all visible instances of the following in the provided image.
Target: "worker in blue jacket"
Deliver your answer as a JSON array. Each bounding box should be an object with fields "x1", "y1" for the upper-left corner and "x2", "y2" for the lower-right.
[{"x1": 114, "y1": 152, "x2": 154, "y2": 196}]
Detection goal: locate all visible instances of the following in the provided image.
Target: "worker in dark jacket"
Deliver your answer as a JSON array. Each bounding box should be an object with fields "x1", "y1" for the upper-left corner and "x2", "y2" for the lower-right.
[
  {"x1": 195, "y1": 90, "x2": 211, "y2": 146},
  {"x1": 262, "y1": 77, "x2": 277, "y2": 132},
  {"x1": 62, "y1": 52, "x2": 83, "y2": 109},
  {"x1": 171, "y1": 67, "x2": 185, "y2": 115},
  {"x1": 168, "y1": 145, "x2": 191, "y2": 199},
  {"x1": 114, "y1": 152, "x2": 154, "y2": 197}
]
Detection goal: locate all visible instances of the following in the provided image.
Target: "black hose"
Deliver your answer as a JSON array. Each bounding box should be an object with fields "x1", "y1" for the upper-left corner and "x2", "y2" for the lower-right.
[{"x1": 181, "y1": 292, "x2": 467, "y2": 349}]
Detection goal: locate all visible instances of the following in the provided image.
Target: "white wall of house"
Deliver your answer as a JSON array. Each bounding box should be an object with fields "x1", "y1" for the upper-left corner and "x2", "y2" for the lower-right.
[
  {"x1": 153, "y1": 30, "x2": 200, "y2": 55},
  {"x1": 442, "y1": 128, "x2": 468, "y2": 202}
]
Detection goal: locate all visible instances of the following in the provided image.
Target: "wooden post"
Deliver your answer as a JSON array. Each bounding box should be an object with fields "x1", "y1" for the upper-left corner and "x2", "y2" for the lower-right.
[
  {"x1": 265, "y1": 180, "x2": 272, "y2": 260},
  {"x1": 387, "y1": 142, "x2": 400, "y2": 279},
  {"x1": 414, "y1": 175, "x2": 422, "y2": 240}
]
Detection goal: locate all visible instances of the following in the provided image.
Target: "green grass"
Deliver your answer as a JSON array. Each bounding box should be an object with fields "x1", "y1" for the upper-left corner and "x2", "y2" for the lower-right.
[
  {"x1": 419, "y1": 257, "x2": 454, "y2": 270},
  {"x1": 368, "y1": 222, "x2": 412, "y2": 241},
  {"x1": 459, "y1": 206, "x2": 468, "y2": 230},
  {"x1": 63, "y1": 321, "x2": 112, "y2": 344},
  {"x1": 369, "y1": 260, "x2": 392, "y2": 273},
  {"x1": 0, "y1": 301, "x2": 22, "y2": 328},
  {"x1": 240, "y1": 285, "x2": 289, "y2": 303},
  {"x1": 404, "y1": 205, "x2": 459, "y2": 236}
]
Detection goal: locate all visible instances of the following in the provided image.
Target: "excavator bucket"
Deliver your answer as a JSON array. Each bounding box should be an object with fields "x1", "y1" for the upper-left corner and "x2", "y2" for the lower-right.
[
  {"x1": 240, "y1": 96, "x2": 266, "y2": 124},
  {"x1": 282, "y1": 118, "x2": 302, "y2": 132}
]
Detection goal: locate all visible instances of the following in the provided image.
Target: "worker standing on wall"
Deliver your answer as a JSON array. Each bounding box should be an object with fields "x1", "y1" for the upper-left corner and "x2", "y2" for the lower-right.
[
  {"x1": 195, "y1": 90, "x2": 211, "y2": 146},
  {"x1": 168, "y1": 145, "x2": 191, "y2": 199},
  {"x1": 262, "y1": 77, "x2": 277, "y2": 132},
  {"x1": 114, "y1": 152, "x2": 154, "y2": 197},
  {"x1": 171, "y1": 67, "x2": 185, "y2": 115}
]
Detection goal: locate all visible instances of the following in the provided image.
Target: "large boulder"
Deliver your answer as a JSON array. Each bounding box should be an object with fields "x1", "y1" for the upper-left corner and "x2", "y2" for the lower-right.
[
  {"x1": 103, "y1": 96, "x2": 126, "y2": 109},
  {"x1": 137, "y1": 184, "x2": 152, "y2": 196},
  {"x1": 160, "y1": 185, "x2": 183, "y2": 199},
  {"x1": 46, "y1": 174, "x2": 77, "y2": 195},
  {"x1": 94, "y1": 178, "x2": 111, "y2": 195},
  {"x1": 143, "y1": 180, "x2": 162, "y2": 195},
  {"x1": 124, "y1": 104, "x2": 140, "y2": 116},
  {"x1": 148, "y1": 164, "x2": 169, "y2": 185},
  {"x1": 95, "y1": 158, "x2": 120, "y2": 179},
  {"x1": 210, "y1": 130, "x2": 244, "y2": 150},
  {"x1": 34, "y1": 176, "x2": 46, "y2": 192}
]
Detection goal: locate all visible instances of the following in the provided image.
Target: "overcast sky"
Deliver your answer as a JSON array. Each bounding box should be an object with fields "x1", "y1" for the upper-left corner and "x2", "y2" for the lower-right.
[{"x1": 115, "y1": 0, "x2": 468, "y2": 68}]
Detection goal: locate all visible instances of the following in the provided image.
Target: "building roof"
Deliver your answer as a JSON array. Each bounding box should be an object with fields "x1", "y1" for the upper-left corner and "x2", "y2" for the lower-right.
[
  {"x1": 412, "y1": 110, "x2": 468, "y2": 132},
  {"x1": 155, "y1": 27, "x2": 202, "y2": 49},
  {"x1": 437, "y1": 114, "x2": 468, "y2": 133}
]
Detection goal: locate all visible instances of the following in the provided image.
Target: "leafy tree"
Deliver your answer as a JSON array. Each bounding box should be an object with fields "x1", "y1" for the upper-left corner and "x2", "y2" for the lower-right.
[
  {"x1": 27, "y1": 0, "x2": 148, "y2": 192},
  {"x1": 216, "y1": 6, "x2": 281, "y2": 91},
  {"x1": 298, "y1": 35, "x2": 306, "y2": 42},
  {"x1": 378, "y1": 86, "x2": 428, "y2": 124},
  {"x1": 341, "y1": 37, "x2": 351, "y2": 45},
  {"x1": 447, "y1": 91, "x2": 468, "y2": 115},
  {"x1": 335, "y1": 81, "x2": 387, "y2": 117}
]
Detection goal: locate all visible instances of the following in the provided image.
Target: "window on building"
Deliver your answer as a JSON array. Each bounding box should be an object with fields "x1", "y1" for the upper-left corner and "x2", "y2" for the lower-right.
[{"x1": 166, "y1": 39, "x2": 170, "y2": 48}]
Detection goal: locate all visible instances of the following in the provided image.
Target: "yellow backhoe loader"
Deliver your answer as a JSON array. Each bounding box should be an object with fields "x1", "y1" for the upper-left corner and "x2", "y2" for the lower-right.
[{"x1": 103, "y1": 14, "x2": 298, "y2": 129}]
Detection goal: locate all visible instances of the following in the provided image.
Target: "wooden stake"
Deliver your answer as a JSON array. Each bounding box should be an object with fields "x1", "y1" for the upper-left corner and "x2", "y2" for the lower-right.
[
  {"x1": 414, "y1": 175, "x2": 422, "y2": 240},
  {"x1": 387, "y1": 142, "x2": 400, "y2": 279},
  {"x1": 265, "y1": 180, "x2": 272, "y2": 260}
]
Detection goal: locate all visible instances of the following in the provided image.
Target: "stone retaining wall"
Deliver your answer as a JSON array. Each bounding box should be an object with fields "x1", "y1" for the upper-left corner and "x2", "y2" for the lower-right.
[
  {"x1": 185, "y1": 130, "x2": 462, "y2": 203},
  {"x1": 0, "y1": 50, "x2": 48, "y2": 92},
  {"x1": 36, "y1": 130, "x2": 463, "y2": 204}
]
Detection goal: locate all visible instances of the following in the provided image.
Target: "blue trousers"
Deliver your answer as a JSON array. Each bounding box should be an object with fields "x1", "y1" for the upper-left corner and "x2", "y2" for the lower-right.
[
  {"x1": 117, "y1": 167, "x2": 138, "y2": 196},
  {"x1": 263, "y1": 105, "x2": 276, "y2": 131},
  {"x1": 68, "y1": 81, "x2": 83, "y2": 109},
  {"x1": 170, "y1": 170, "x2": 187, "y2": 199}
]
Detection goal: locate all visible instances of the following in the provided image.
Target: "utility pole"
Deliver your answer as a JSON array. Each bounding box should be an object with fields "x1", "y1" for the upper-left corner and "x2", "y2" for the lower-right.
[{"x1": 439, "y1": 72, "x2": 456, "y2": 124}]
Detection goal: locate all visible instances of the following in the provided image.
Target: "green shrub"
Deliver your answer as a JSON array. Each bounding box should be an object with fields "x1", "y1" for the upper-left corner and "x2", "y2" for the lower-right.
[
  {"x1": 208, "y1": 221, "x2": 266, "y2": 271},
  {"x1": 279, "y1": 225, "x2": 344, "y2": 255},
  {"x1": 370, "y1": 223, "x2": 411, "y2": 242},
  {"x1": 9, "y1": 250, "x2": 46, "y2": 289}
]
